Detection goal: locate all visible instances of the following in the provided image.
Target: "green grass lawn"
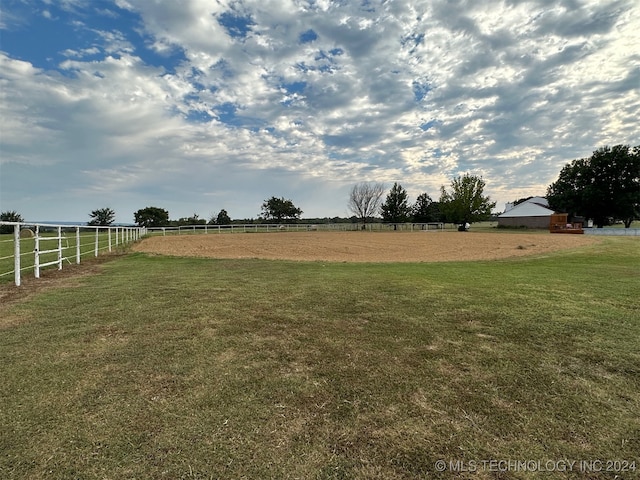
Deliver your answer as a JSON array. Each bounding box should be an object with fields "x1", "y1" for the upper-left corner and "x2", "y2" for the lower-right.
[{"x1": 1, "y1": 237, "x2": 638, "y2": 479}]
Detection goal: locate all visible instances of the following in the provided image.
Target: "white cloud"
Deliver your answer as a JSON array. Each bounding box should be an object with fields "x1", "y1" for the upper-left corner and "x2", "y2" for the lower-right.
[{"x1": 1, "y1": 0, "x2": 639, "y2": 222}]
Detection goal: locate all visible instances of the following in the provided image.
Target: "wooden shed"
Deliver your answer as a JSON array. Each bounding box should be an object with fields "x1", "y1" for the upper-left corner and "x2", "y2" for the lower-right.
[{"x1": 549, "y1": 213, "x2": 584, "y2": 234}]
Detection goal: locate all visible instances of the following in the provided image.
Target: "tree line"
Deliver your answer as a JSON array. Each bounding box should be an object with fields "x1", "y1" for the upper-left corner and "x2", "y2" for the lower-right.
[
  {"x1": 2, "y1": 144, "x2": 637, "y2": 232},
  {"x1": 546, "y1": 144, "x2": 639, "y2": 228},
  {"x1": 127, "y1": 174, "x2": 496, "y2": 229},
  {"x1": 347, "y1": 174, "x2": 495, "y2": 229},
  {"x1": 0, "y1": 174, "x2": 497, "y2": 231}
]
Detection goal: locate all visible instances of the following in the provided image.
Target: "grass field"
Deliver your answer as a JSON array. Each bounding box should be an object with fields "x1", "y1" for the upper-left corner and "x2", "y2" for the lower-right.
[{"x1": 1, "y1": 236, "x2": 639, "y2": 479}]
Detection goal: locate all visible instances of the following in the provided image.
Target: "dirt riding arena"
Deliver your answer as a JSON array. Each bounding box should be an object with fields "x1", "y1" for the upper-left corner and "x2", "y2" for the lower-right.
[{"x1": 133, "y1": 231, "x2": 600, "y2": 263}]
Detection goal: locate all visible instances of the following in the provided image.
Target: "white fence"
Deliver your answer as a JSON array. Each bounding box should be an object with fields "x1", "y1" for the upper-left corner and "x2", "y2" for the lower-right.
[
  {"x1": 0, "y1": 222, "x2": 145, "y2": 286},
  {"x1": 584, "y1": 228, "x2": 640, "y2": 236},
  {"x1": 145, "y1": 222, "x2": 446, "y2": 236}
]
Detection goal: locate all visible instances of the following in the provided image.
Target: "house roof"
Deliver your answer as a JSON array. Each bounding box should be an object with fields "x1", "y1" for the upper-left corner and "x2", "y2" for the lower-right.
[{"x1": 499, "y1": 201, "x2": 555, "y2": 218}]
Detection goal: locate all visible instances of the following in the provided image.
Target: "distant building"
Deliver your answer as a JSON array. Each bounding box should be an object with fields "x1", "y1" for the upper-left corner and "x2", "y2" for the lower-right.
[{"x1": 498, "y1": 197, "x2": 555, "y2": 229}]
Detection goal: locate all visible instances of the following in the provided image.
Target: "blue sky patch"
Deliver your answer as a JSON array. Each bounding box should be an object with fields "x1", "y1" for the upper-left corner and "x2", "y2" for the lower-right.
[
  {"x1": 1, "y1": 9, "x2": 90, "y2": 69},
  {"x1": 0, "y1": 2, "x2": 186, "y2": 73},
  {"x1": 420, "y1": 120, "x2": 438, "y2": 131},
  {"x1": 281, "y1": 81, "x2": 307, "y2": 95},
  {"x1": 412, "y1": 81, "x2": 432, "y2": 102},
  {"x1": 299, "y1": 29, "x2": 318, "y2": 43},
  {"x1": 215, "y1": 102, "x2": 239, "y2": 124},
  {"x1": 186, "y1": 110, "x2": 214, "y2": 122},
  {"x1": 217, "y1": 12, "x2": 255, "y2": 39}
]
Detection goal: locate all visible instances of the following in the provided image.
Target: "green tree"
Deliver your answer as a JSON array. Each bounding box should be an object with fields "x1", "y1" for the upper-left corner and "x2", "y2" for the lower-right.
[
  {"x1": 212, "y1": 209, "x2": 232, "y2": 225},
  {"x1": 547, "y1": 145, "x2": 640, "y2": 228},
  {"x1": 0, "y1": 210, "x2": 24, "y2": 234},
  {"x1": 439, "y1": 174, "x2": 496, "y2": 226},
  {"x1": 260, "y1": 197, "x2": 303, "y2": 223},
  {"x1": 88, "y1": 207, "x2": 116, "y2": 226},
  {"x1": 412, "y1": 193, "x2": 440, "y2": 223},
  {"x1": 347, "y1": 182, "x2": 385, "y2": 226},
  {"x1": 134, "y1": 206, "x2": 169, "y2": 227},
  {"x1": 380, "y1": 183, "x2": 411, "y2": 226}
]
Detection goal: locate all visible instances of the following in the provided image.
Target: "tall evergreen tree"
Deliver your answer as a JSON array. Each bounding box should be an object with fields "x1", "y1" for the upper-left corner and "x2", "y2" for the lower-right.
[
  {"x1": 380, "y1": 182, "x2": 411, "y2": 225},
  {"x1": 412, "y1": 193, "x2": 440, "y2": 223}
]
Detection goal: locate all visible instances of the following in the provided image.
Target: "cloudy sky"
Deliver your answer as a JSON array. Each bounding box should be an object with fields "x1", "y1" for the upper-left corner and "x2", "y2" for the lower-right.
[{"x1": 1, "y1": 0, "x2": 639, "y2": 223}]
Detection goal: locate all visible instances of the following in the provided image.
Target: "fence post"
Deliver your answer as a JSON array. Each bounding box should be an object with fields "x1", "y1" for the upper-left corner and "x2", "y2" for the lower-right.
[
  {"x1": 108, "y1": 227, "x2": 112, "y2": 252},
  {"x1": 57, "y1": 226, "x2": 63, "y2": 270},
  {"x1": 34, "y1": 225, "x2": 40, "y2": 278},
  {"x1": 76, "y1": 227, "x2": 81, "y2": 264},
  {"x1": 95, "y1": 228, "x2": 99, "y2": 257},
  {"x1": 14, "y1": 224, "x2": 21, "y2": 287}
]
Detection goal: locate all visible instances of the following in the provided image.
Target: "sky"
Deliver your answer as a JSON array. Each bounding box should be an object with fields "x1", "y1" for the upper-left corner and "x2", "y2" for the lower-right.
[{"x1": 1, "y1": 0, "x2": 639, "y2": 224}]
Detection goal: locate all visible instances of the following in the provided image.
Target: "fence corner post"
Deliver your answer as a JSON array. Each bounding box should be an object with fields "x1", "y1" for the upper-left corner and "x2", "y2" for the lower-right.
[
  {"x1": 14, "y1": 224, "x2": 21, "y2": 287},
  {"x1": 57, "y1": 226, "x2": 63, "y2": 270},
  {"x1": 34, "y1": 225, "x2": 40, "y2": 278},
  {"x1": 76, "y1": 227, "x2": 81, "y2": 264}
]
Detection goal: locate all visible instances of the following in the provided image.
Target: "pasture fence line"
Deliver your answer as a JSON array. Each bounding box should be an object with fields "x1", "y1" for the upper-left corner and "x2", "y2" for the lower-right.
[
  {"x1": 145, "y1": 222, "x2": 446, "y2": 236},
  {"x1": 583, "y1": 228, "x2": 640, "y2": 236},
  {"x1": 0, "y1": 222, "x2": 145, "y2": 286}
]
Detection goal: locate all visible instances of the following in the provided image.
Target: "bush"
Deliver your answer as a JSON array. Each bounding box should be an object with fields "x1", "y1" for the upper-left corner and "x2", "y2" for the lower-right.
[{"x1": 0, "y1": 211, "x2": 24, "y2": 234}]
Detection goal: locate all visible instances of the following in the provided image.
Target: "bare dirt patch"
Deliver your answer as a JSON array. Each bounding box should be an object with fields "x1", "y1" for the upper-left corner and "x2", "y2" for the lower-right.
[{"x1": 132, "y1": 231, "x2": 600, "y2": 263}]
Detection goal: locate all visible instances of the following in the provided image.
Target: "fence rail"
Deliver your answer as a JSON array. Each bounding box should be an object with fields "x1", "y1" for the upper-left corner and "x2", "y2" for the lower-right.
[
  {"x1": 0, "y1": 222, "x2": 145, "y2": 286},
  {"x1": 584, "y1": 228, "x2": 640, "y2": 236},
  {"x1": 145, "y1": 222, "x2": 446, "y2": 236}
]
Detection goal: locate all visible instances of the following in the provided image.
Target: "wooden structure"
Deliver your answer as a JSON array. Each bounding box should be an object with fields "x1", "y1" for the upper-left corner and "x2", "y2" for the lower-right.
[{"x1": 549, "y1": 213, "x2": 584, "y2": 234}]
